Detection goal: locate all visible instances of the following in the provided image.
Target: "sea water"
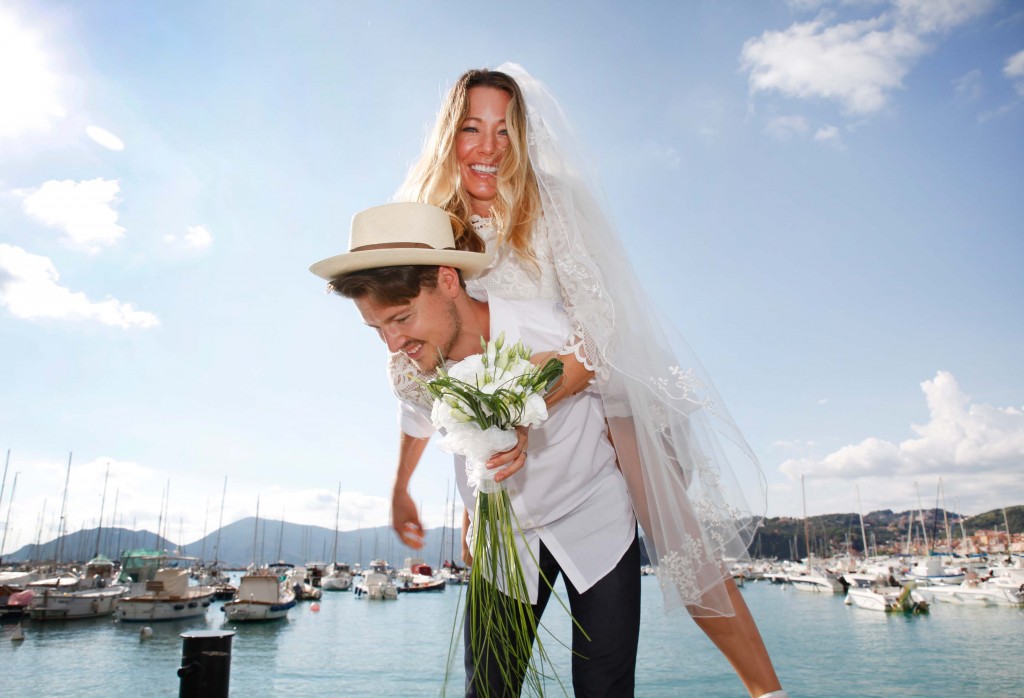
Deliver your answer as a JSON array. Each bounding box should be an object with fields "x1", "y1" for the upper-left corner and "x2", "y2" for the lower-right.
[{"x1": 2, "y1": 576, "x2": 1021, "y2": 697}]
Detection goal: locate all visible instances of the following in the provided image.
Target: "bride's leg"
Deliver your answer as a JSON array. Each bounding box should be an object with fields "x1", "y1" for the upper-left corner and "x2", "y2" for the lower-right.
[{"x1": 690, "y1": 577, "x2": 782, "y2": 697}]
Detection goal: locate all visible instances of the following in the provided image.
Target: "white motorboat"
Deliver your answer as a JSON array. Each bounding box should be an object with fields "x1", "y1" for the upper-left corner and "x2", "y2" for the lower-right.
[
  {"x1": 916, "y1": 578, "x2": 1024, "y2": 607},
  {"x1": 845, "y1": 585, "x2": 929, "y2": 613},
  {"x1": 397, "y1": 562, "x2": 446, "y2": 594},
  {"x1": 116, "y1": 568, "x2": 215, "y2": 622},
  {"x1": 788, "y1": 567, "x2": 846, "y2": 593},
  {"x1": 223, "y1": 574, "x2": 296, "y2": 622},
  {"x1": 321, "y1": 562, "x2": 353, "y2": 592},
  {"x1": 904, "y1": 557, "x2": 966, "y2": 586},
  {"x1": 354, "y1": 572, "x2": 398, "y2": 600}
]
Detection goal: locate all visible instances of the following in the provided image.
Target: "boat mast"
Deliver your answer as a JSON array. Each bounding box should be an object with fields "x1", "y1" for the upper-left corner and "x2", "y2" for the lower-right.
[
  {"x1": 33, "y1": 500, "x2": 47, "y2": 562},
  {"x1": 856, "y1": 484, "x2": 868, "y2": 561},
  {"x1": 904, "y1": 511, "x2": 913, "y2": 556},
  {"x1": 0, "y1": 466, "x2": 18, "y2": 560},
  {"x1": 0, "y1": 449, "x2": 9, "y2": 529},
  {"x1": 915, "y1": 481, "x2": 930, "y2": 554},
  {"x1": 55, "y1": 452, "x2": 73, "y2": 564},
  {"x1": 252, "y1": 495, "x2": 261, "y2": 568},
  {"x1": 109, "y1": 488, "x2": 120, "y2": 558},
  {"x1": 331, "y1": 481, "x2": 341, "y2": 567},
  {"x1": 802, "y1": 474, "x2": 811, "y2": 566},
  {"x1": 154, "y1": 481, "x2": 166, "y2": 550},
  {"x1": 1002, "y1": 508, "x2": 1012, "y2": 553},
  {"x1": 213, "y1": 476, "x2": 227, "y2": 566},
  {"x1": 276, "y1": 507, "x2": 285, "y2": 563},
  {"x1": 939, "y1": 478, "x2": 951, "y2": 556},
  {"x1": 199, "y1": 498, "x2": 209, "y2": 564},
  {"x1": 438, "y1": 485, "x2": 449, "y2": 570},
  {"x1": 93, "y1": 462, "x2": 110, "y2": 558}
]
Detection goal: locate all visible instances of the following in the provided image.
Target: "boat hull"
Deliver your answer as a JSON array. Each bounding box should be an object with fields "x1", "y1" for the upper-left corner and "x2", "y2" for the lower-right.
[
  {"x1": 846, "y1": 586, "x2": 929, "y2": 613},
  {"x1": 321, "y1": 575, "x2": 352, "y2": 591},
  {"x1": 30, "y1": 586, "x2": 129, "y2": 621},
  {"x1": 223, "y1": 598, "x2": 296, "y2": 622},
  {"x1": 116, "y1": 590, "x2": 215, "y2": 622},
  {"x1": 917, "y1": 583, "x2": 1024, "y2": 607}
]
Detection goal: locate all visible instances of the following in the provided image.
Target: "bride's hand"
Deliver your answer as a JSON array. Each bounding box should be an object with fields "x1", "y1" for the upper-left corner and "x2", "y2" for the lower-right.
[{"x1": 486, "y1": 425, "x2": 529, "y2": 482}]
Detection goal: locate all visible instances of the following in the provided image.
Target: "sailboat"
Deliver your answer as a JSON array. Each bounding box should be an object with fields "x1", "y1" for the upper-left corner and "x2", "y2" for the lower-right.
[
  {"x1": 321, "y1": 483, "x2": 352, "y2": 592},
  {"x1": 787, "y1": 475, "x2": 845, "y2": 594},
  {"x1": 222, "y1": 497, "x2": 296, "y2": 621}
]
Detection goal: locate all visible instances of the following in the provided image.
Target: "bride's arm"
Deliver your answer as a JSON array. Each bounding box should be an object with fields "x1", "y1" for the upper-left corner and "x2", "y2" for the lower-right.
[{"x1": 531, "y1": 349, "x2": 594, "y2": 409}]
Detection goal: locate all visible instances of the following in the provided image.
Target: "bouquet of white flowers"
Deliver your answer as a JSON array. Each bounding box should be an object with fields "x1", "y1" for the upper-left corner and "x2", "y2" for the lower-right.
[
  {"x1": 427, "y1": 332, "x2": 561, "y2": 493},
  {"x1": 424, "y1": 333, "x2": 573, "y2": 697}
]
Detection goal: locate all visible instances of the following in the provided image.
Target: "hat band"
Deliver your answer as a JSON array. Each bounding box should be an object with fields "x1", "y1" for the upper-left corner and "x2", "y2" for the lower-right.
[{"x1": 350, "y1": 242, "x2": 455, "y2": 252}]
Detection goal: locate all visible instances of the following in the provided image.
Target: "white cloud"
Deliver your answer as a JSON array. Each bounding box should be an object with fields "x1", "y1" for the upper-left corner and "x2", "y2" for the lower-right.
[
  {"x1": 813, "y1": 125, "x2": 843, "y2": 146},
  {"x1": 740, "y1": 1, "x2": 997, "y2": 115},
  {"x1": 0, "y1": 243, "x2": 159, "y2": 328},
  {"x1": 1006, "y1": 49, "x2": 1024, "y2": 77},
  {"x1": 165, "y1": 224, "x2": 213, "y2": 250},
  {"x1": 817, "y1": 396, "x2": 831, "y2": 405},
  {"x1": 778, "y1": 372, "x2": 1024, "y2": 512},
  {"x1": 0, "y1": 10, "x2": 65, "y2": 138},
  {"x1": 766, "y1": 114, "x2": 810, "y2": 138},
  {"x1": 1005, "y1": 49, "x2": 1024, "y2": 96},
  {"x1": 894, "y1": 0, "x2": 995, "y2": 35},
  {"x1": 86, "y1": 125, "x2": 125, "y2": 151},
  {"x1": 20, "y1": 178, "x2": 126, "y2": 253},
  {"x1": 741, "y1": 18, "x2": 926, "y2": 114},
  {"x1": 952, "y1": 69, "x2": 984, "y2": 102}
]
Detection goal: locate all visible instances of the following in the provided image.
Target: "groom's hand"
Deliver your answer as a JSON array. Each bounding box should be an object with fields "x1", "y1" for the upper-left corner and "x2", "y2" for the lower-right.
[
  {"x1": 487, "y1": 425, "x2": 529, "y2": 483},
  {"x1": 392, "y1": 488, "x2": 425, "y2": 549}
]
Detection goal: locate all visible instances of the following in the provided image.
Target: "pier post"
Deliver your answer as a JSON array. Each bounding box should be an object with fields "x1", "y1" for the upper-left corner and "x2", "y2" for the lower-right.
[{"x1": 178, "y1": 629, "x2": 235, "y2": 698}]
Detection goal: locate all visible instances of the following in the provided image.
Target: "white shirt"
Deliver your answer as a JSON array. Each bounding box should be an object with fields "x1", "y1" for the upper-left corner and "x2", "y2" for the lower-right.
[{"x1": 392, "y1": 294, "x2": 636, "y2": 603}]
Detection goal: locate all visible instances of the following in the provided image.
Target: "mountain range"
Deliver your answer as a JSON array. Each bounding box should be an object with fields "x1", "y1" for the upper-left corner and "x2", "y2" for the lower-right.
[{"x1": 4, "y1": 505, "x2": 1020, "y2": 568}]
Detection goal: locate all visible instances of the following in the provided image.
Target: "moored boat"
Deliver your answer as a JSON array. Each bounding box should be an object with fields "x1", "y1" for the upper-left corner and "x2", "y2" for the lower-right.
[
  {"x1": 223, "y1": 574, "x2": 296, "y2": 622},
  {"x1": 916, "y1": 578, "x2": 1024, "y2": 607},
  {"x1": 845, "y1": 585, "x2": 929, "y2": 614},
  {"x1": 398, "y1": 563, "x2": 446, "y2": 593},
  {"x1": 322, "y1": 562, "x2": 353, "y2": 591},
  {"x1": 30, "y1": 556, "x2": 130, "y2": 621},
  {"x1": 116, "y1": 568, "x2": 215, "y2": 622},
  {"x1": 354, "y1": 572, "x2": 398, "y2": 600}
]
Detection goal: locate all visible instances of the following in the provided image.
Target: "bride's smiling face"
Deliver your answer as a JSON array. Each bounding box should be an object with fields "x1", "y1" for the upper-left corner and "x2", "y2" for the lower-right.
[{"x1": 456, "y1": 86, "x2": 511, "y2": 217}]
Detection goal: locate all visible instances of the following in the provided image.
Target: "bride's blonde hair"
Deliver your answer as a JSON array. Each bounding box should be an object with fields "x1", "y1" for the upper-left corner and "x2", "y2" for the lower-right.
[{"x1": 397, "y1": 69, "x2": 541, "y2": 262}]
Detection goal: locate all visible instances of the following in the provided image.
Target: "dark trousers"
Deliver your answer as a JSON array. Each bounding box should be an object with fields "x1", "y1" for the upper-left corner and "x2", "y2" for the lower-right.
[{"x1": 465, "y1": 531, "x2": 641, "y2": 697}]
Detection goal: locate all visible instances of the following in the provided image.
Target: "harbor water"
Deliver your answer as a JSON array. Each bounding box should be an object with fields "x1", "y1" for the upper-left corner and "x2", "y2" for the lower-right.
[{"x1": 2, "y1": 576, "x2": 1021, "y2": 696}]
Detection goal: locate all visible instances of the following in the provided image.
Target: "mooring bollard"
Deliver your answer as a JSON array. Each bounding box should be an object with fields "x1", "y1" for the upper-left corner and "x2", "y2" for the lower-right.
[{"x1": 178, "y1": 629, "x2": 235, "y2": 698}]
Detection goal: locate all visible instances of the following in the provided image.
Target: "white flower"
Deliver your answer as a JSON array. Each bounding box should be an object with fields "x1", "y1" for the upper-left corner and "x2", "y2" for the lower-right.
[{"x1": 519, "y1": 394, "x2": 548, "y2": 428}]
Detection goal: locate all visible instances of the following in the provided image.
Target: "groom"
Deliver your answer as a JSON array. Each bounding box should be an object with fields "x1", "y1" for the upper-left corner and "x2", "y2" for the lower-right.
[{"x1": 311, "y1": 201, "x2": 640, "y2": 697}]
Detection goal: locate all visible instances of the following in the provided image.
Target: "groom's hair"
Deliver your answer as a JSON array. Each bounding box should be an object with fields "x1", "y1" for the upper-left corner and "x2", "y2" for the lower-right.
[{"x1": 329, "y1": 265, "x2": 464, "y2": 306}]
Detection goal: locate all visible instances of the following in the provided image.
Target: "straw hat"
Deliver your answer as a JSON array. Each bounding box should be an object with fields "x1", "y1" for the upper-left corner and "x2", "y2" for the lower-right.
[{"x1": 309, "y1": 202, "x2": 492, "y2": 280}]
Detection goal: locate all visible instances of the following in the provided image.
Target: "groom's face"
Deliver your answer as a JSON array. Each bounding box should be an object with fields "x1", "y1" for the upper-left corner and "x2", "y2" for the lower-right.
[{"x1": 354, "y1": 282, "x2": 462, "y2": 372}]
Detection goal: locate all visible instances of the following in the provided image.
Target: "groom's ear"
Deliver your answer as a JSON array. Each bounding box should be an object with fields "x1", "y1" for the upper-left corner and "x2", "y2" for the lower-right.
[{"x1": 437, "y1": 266, "x2": 463, "y2": 297}]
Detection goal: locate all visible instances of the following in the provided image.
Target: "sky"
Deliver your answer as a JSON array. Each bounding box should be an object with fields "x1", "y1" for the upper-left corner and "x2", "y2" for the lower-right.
[{"x1": 1, "y1": 0, "x2": 1022, "y2": 557}]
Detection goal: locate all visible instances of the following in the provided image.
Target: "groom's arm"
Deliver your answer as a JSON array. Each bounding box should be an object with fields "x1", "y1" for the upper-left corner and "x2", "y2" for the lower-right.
[{"x1": 392, "y1": 430, "x2": 430, "y2": 549}]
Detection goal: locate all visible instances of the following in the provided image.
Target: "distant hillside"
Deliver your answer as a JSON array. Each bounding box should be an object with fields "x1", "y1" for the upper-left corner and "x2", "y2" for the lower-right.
[
  {"x1": 3, "y1": 518, "x2": 464, "y2": 570},
  {"x1": 2, "y1": 526, "x2": 175, "y2": 564},
  {"x1": 753, "y1": 505, "x2": 1023, "y2": 560}
]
